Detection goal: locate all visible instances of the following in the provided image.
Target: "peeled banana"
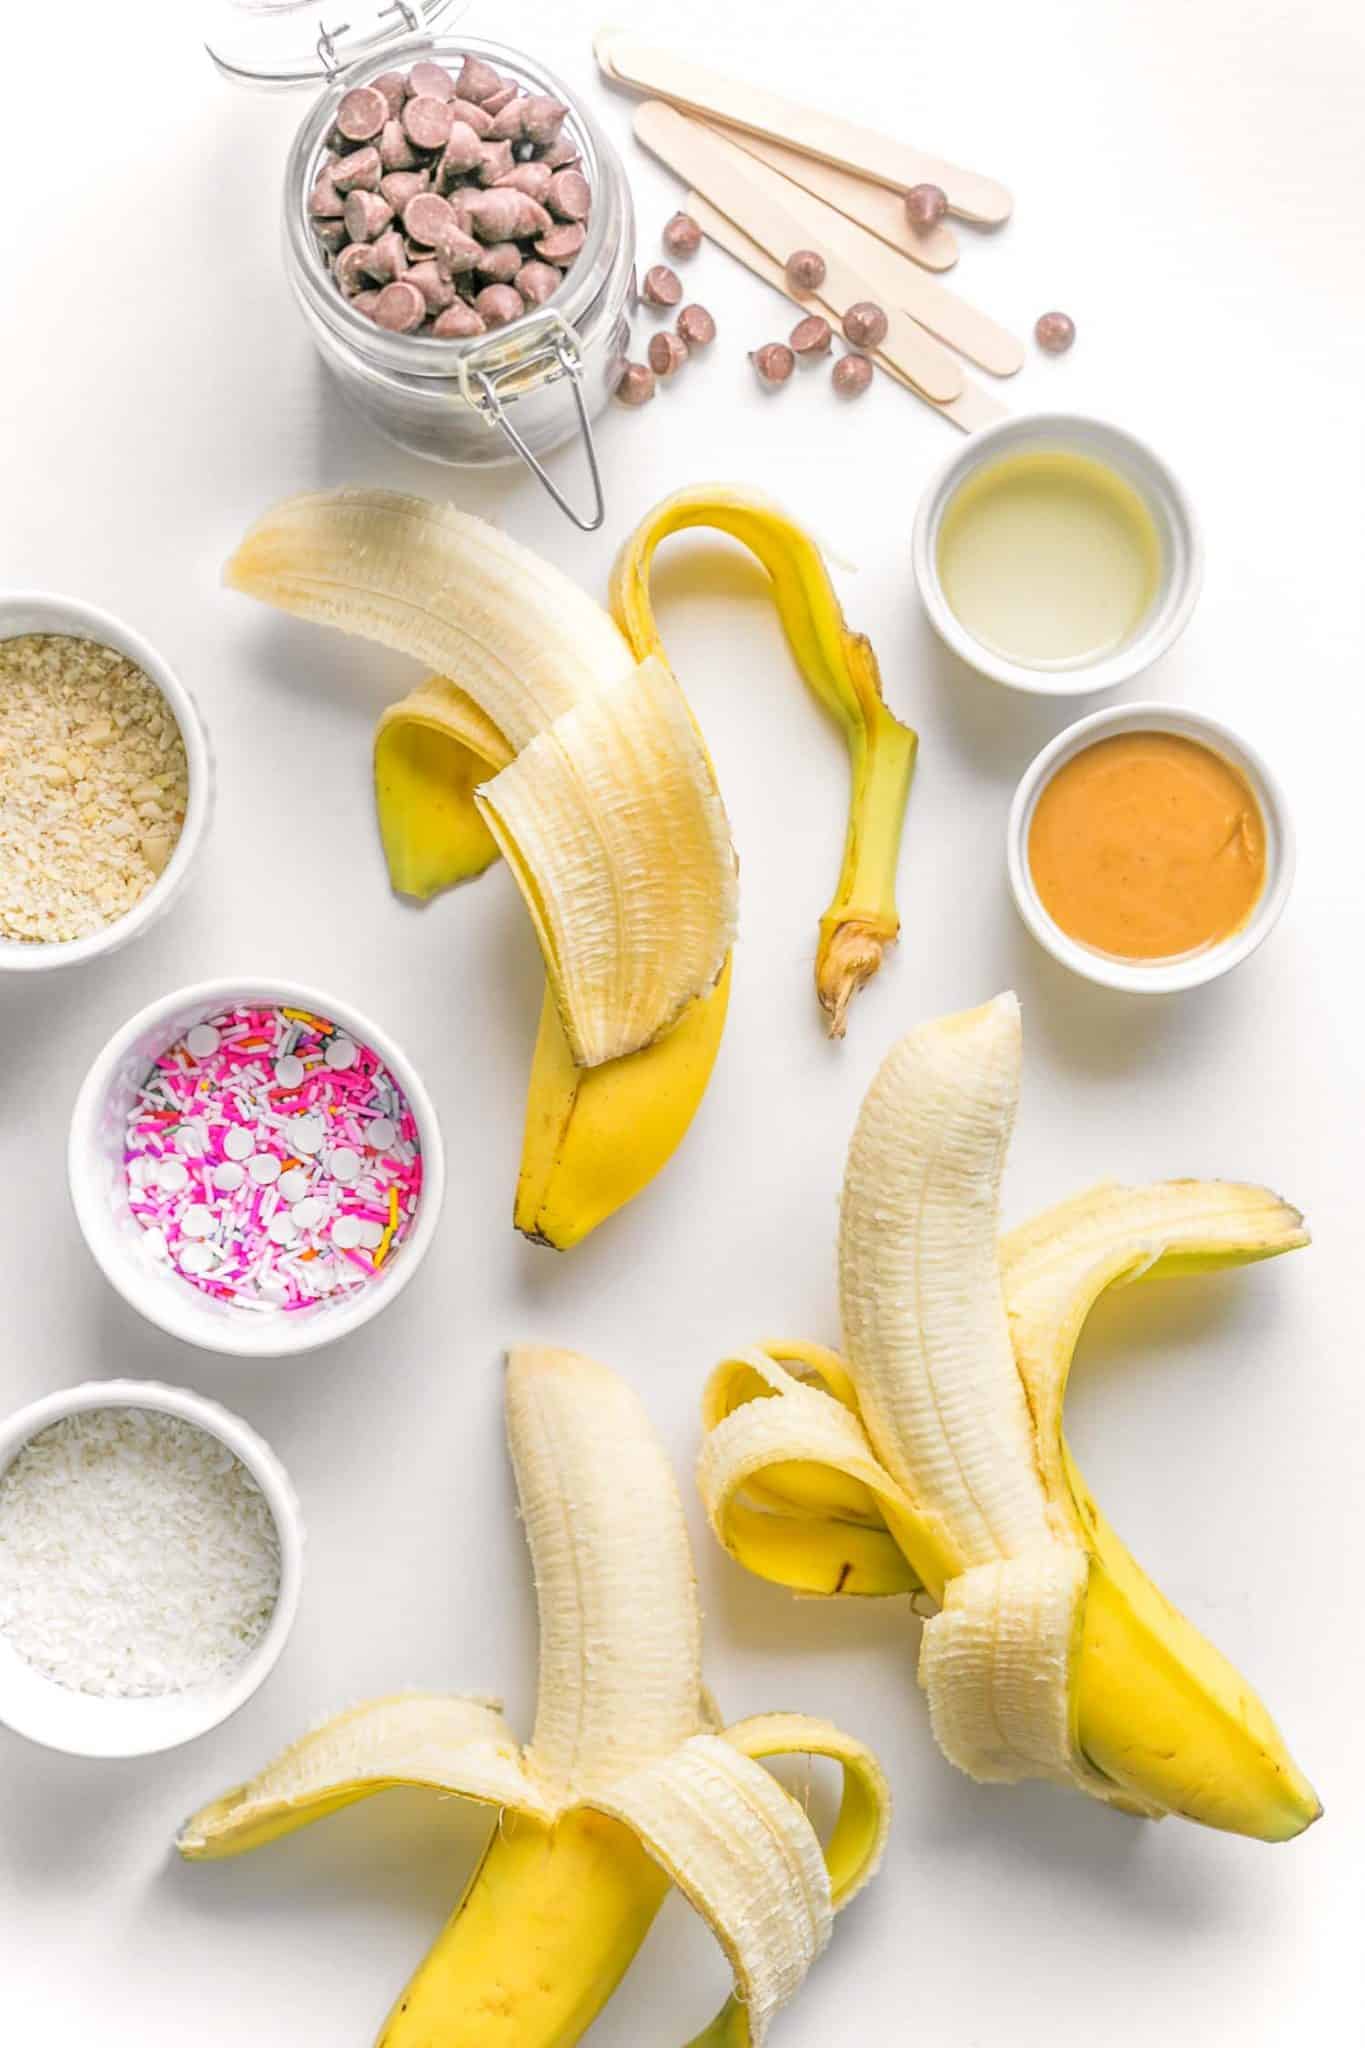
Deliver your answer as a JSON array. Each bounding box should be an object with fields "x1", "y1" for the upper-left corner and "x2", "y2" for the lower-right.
[
  {"x1": 227, "y1": 483, "x2": 917, "y2": 1250},
  {"x1": 700, "y1": 995, "x2": 1321, "y2": 1840},
  {"x1": 179, "y1": 1348, "x2": 890, "y2": 2045},
  {"x1": 227, "y1": 486, "x2": 734, "y2": 1245},
  {"x1": 518, "y1": 486, "x2": 917, "y2": 1240}
]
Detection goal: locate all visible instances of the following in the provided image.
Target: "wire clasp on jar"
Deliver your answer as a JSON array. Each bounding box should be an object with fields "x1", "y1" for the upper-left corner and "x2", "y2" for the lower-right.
[{"x1": 459, "y1": 312, "x2": 606, "y2": 533}]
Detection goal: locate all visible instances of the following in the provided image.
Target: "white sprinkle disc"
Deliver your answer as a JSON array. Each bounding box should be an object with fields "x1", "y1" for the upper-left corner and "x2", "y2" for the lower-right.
[
  {"x1": 290, "y1": 1196, "x2": 326, "y2": 1229},
  {"x1": 277, "y1": 1167, "x2": 310, "y2": 1202},
  {"x1": 356, "y1": 1219, "x2": 385, "y2": 1250},
  {"x1": 366, "y1": 1117, "x2": 397, "y2": 1151},
  {"x1": 157, "y1": 1158, "x2": 189, "y2": 1193},
  {"x1": 224, "y1": 1126, "x2": 255, "y2": 1161},
  {"x1": 128, "y1": 1156, "x2": 154, "y2": 1189},
  {"x1": 181, "y1": 1203, "x2": 216, "y2": 1239},
  {"x1": 247, "y1": 1152, "x2": 281, "y2": 1185},
  {"x1": 328, "y1": 1146, "x2": 361, "y2": 1184},
  {"x1": 267, "y1": 1212, "x2": 297, "y2": 1246},
  {"x1": 142, "y1": 1226, "x2": 167, "y2": 1260},
  {"x1": 275, "y1": 1055, "x2": 306, "y2": 1088},
  {"x1": 186, "y1": 1024, "x2": 221, "y2": 1059},
  {"x1": 179, "y1": 1242, "x2": 217, "y2": 1275},
  {"x1": 325, "y1": 1037, "x2": 358, "y2": 1071},
  {"x1": 212, "y1": 1160, "x2": 246, "y2": 1193},
  {"x1": 291, "y1": 1115, "x2": 325, "y2": 1156},
  {"x1": 331, "y1": 1215, "x2": 363, "y2": 1249}
]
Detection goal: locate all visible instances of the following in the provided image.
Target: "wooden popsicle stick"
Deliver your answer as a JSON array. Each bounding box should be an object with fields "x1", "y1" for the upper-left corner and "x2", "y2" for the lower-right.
[
  {"x1": 597, "y1": 25, "x2": 955, "y2": 267},
  {"x1": 688, "y1": 192, "x2": 1007, "y2": 434},
  {"x1": 720, "y1": 127, "x2": 960, "y2": 273},
  {"x1": 697, "y1": 121, "x2": 1022, "y2": 376},
  {"x1": 602, "y1": 33, "x2": 1012, "y2": 224},
  {"x1": 634, "y1": 102, "x2": 964, "y2": 404}
]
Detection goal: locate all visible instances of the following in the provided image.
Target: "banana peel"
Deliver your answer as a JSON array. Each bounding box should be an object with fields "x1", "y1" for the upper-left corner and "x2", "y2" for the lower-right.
[
  {"x1": 374, "y1": 676, "x2": 509, "y2": 896},
  {"x1": 610, "y1": 486, "x2": 918, "y2": 1037},
  {"x1": 700, "y1": 1001, "x2": 1321, "y2": 1842},
  {"x1": 179, "y1": 1350, "x2": 889, "y2": 2046},
  {"x1": 514, "y1": 488, "x2": 918, "y2": 1244}
]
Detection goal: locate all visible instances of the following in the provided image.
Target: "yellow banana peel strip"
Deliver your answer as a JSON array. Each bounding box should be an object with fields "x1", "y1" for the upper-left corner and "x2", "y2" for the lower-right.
[
  {"x1": 227, "y1": 487, "x2": 635, "y2": 751},
  {"x1": 374, "y1": 676, "x2": 510, "y2": 897},
  {"x1": 611, "y1": 485, "x2": 919, "y2": 1036},
  {"x1": 700, "y1": 1179, "x2": 1320, "y2": 1838},
  {"x1": 587, "y1": 1732, "x2": 831, "y2": 2046},
  {"x1": 179, "y1": 1349, "x2": 889, "y2": 2044},
  {"x1": 675, "y1": 1711, "x2": 893, "y2": 2048},
  {"x1": 917, "y1": 1548, "x2": 1088, "y2": 1786},
  {"x1": 721, "y1": 1712, "x2": 892, "y2": 1911},
  {"x1": 177, "y1": 1693, "x2": 549, "y2": 1858},
  {"x1": 700, "y1": 1347, "x2": 924, "y2": 1597}
]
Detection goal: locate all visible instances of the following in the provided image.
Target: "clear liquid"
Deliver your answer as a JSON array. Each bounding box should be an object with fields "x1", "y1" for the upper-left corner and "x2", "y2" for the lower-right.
[{"x1": 937, "y1": 448, "x2": 1162, "y2": 667}]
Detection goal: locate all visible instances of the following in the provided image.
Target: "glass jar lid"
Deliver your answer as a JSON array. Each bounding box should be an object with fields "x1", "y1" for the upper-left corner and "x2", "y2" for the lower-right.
[{"x1": 204, "y1": 0, "x2": 468, "y2": 87}]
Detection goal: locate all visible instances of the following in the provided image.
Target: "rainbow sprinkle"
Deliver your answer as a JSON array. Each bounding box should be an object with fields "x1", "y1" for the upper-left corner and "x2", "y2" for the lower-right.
[{"x1": 123, "y1": 1003, "x2": 423, "y2": 1313}]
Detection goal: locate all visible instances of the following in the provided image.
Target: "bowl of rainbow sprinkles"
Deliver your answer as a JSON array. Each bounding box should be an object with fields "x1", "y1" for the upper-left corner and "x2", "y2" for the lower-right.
[{"x1": 69, "y1": 979, "x2": 445, "y2": 1359}]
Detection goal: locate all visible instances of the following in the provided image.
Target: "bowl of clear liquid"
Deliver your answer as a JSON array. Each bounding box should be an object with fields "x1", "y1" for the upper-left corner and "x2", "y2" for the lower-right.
[{"x1": 911, "y1": 413, "x2": 1203, "y2": 695}]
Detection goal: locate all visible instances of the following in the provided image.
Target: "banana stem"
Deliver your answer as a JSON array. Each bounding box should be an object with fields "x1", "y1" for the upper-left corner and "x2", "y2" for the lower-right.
[{"x1": 611, "y1": 487, "x2": 918, "y2": 1037}]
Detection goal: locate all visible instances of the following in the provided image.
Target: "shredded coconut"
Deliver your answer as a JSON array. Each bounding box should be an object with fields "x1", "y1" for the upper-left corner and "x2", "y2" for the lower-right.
[
  {"x1": 0, "y1": 1407, "x2": 281, "y2": 1697},
  {"x1": 0, "y1": 632, "x2": 189, "y2": 943}
]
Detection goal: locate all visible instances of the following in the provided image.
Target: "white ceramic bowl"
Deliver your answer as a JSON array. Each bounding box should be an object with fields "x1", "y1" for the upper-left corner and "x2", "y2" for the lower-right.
[
  {"x1": 0, "y1": 592, "x2": 212, "y2": 972},
  {"x1": 911, "y1": 413, "x2": 1203, "y2": 695},
  {"x1": 1006, "y1": 702, "x2": 1295, "y2": 994},
  {"x1": 69, "y1": 978, "x2": 446, "y2": 1358},
  {"x1": 0, "y1": 1378, "x2": 303, "y2": 1757}
]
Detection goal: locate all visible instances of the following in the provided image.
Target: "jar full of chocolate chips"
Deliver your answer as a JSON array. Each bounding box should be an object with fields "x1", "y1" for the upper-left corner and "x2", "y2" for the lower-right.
[{"x1": 206, "y1": 3, "x2": 635, "y2": 527}]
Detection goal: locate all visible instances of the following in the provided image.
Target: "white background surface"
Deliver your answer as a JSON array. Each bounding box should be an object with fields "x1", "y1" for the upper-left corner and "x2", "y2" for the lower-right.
[{"x1": 1, "y1": 0, "x2": 1361, "y2": 2041}]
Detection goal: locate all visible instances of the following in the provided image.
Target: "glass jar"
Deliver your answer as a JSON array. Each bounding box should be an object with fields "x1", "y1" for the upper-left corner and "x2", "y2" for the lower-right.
[{"x1": 209, "y1": 5, "x2": 636, "y2": 528}]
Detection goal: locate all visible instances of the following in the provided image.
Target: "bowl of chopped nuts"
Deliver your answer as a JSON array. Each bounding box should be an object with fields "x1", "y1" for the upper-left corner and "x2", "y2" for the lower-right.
[{"x1": 0, "y1": 593, "x2": 212, "y2": 972}]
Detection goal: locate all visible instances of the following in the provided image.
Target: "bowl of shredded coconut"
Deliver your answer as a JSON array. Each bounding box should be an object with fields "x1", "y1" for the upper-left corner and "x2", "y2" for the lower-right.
[
  {"x1": 0, "y1": 593, "x2": 212, "y2": 972},
  {"x1": 0, "y1": 1378, "x2": 302, "y2": 1756}
]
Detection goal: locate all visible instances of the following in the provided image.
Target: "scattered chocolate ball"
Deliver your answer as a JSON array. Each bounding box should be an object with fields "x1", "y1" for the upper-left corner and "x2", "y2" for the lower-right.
[
  {"x1": 789, "y1": 313, "x2": 832, "y2": 358},
  {"x1": 648, "y1": 330, "x2": 689, "y2": 377},
  {"x1": 905, "y1": 182, "x2": 948, "y2": 232},
  {"x1": 676, "y1": 303, "x2": 716, "y2": 349},
  {"x1": 843, "y1": 300, "x2": 888, "y2": 349},
  {"x1": 784, "y1": 248, "x2": 826, "y2": 293},
  {"x1": 832, "y1": 353, "x2": 874, "y2": 398},
  {"x1": 751, "y1": 342, "x2": 795, "y2": 387},
  {"x1": 663, "y1": 210, "x2": 703, "y2": 257},
  {"x1": 642, "y1": 263, "x2": 683, "y2": 307},
  {"x1": 1035, "y1": 309, "x2": 1076, "y2": 354},
  {"x1": 617, "y1": 361, "x2": 656, "y2": 405}
]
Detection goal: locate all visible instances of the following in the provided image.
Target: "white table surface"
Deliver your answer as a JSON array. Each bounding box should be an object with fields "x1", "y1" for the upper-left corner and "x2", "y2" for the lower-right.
[{"x1": 2, "y1": 1, "x2": 1361, "y2": 2041}]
